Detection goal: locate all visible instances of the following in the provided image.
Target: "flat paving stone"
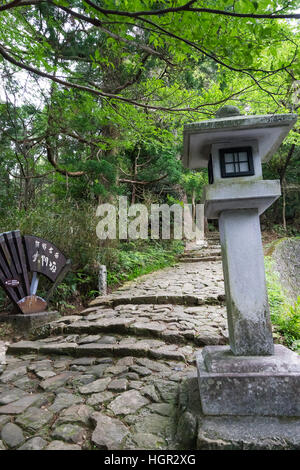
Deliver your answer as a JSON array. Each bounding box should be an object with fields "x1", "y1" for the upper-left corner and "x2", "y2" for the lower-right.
[
  {"x1": 49, "y1": 393, "x2": 84, "y2": 413},
  {"x1": 78, "y1": 335, "x2": 101, "y2": 344},
  {"x1": 39, "y1": 372, "x2": 74, "y2": 391},
  {"x1": 51, "y1": 423, "x2": 87, "y2": 444},
  {"x1": 46, "y1": 440, "x2": 81, "y2": 450},
  {"x1": 70, "y1": 358, "x2": 97, "y2": 366},
  {"x1": 78, "y1": 377, "x2": 111, "y2": 394},
  {"x1": 0, "y1": 366, "x2": 27, "y2": 384},
  {"x1": 91, "y1": 412, "x2": 129, "y2": 450},
  {"x1": 147, "y1": 403, "x2": 175, "y2": 417},
  {"x1": 133, "y1": 413, "x2": 173, "y2": 437},
  {"x1": 86, "y1": 391, "x2": 114, "y2": 407},
  {"x1": 0, "y1": 388, "x2": 29, "y2": 405},
  {"x1": 0, "y1": 394, "x2": 43, "y2": 415},
  {"x1": 0, "y1": 416, "x2": 10, "y2": 431},
  {"x1": 13, "y1": 376, "x2": 39, "y2": 392},
  {"x1": 1, "y1": 423, "x2": 25, "y2": 448},
  {"x1": 141, "y1": 384, "x2": 160, "y2": 403},
  {"x1": 154, "y1": 380, "x2": 179, "y2": 404},
  {"x1": 107, "y1": 379, "x2": 128, "y2": 392},
  {"x1": 108, "y1": 390, "x2": 150, "y2": 416},
  {"x1": 131, "y1": 432, "x2": 167, "y2": 450},
  {"x1": 28, "y1": 360, "x2": 53, "y2": 372},
  {"x1": 55, "y1": 404, "x2": 93, "y2": 426},
  {"x1": 18, "y1": 437, "x2": 48, "y2": 450},
  {"x1": 87, "y1": 364, "x2": 110, "y2": 377},
  {"x1": 15, "y1": 406, "x2": 54, "y2": 432},
  {"x1": 129, "y1": 365, "x2": 152, "y2": 377},
  {"x1": 36, "y1": 370, "x2": 56, "y2": 379}
]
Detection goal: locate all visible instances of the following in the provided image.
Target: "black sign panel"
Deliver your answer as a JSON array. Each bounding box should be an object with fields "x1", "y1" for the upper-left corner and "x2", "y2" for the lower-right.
[
  {"x1": 0, "y1": 231, "x2": 70, "y2": 314},
  {"x1": 23, "y1": 236, "x2": 67, "y2": 282}
]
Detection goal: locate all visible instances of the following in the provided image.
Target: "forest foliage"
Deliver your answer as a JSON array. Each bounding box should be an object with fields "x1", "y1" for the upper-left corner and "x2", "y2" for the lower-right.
[{"x1": 0, "y1": 0, "x2": 299, "y2": 311}]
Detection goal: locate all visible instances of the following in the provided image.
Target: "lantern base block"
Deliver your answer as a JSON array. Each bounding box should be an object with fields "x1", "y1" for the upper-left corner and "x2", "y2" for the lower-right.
[
  {"x1": 196, "y1": 414, "x2": 300, "y2": 450},
  {"x1": 197, "y1": 345, "x2": 300, "y2": 417}
]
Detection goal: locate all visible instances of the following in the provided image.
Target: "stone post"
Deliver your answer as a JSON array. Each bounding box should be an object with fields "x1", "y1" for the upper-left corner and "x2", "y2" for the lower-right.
[
  {"x1": 219, "y1": 209, "x2": 273, "y2": 355},
  {"x1": 195, "y1": 203, "x2": 205, "y2": 245},
  {"x1": 98, "y1": 264, "x2": 107, "y2": 296}
]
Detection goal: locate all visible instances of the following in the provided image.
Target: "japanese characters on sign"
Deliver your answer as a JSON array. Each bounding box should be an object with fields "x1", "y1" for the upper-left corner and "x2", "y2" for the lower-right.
[{"x1": 24, "y1": 236, "x2": 67, "y2": 282}]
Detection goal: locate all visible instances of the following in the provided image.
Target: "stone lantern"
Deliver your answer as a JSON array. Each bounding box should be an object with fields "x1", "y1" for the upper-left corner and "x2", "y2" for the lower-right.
[{"x1": 183, "y1": 107, "x2": 300, "y2": 419}]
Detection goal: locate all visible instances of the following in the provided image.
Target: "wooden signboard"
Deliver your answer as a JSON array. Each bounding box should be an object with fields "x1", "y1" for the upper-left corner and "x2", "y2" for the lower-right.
[{"x1": 0, "y1": 231, "x2": 71, "y2": 314}]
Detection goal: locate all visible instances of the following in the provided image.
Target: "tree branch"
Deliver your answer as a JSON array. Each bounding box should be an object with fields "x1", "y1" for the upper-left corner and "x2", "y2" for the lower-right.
[
  {"x1": 45, "y1": 134, "x2": 85, "y2": 177},
  {"x1": 53, "y1": 2, "x2": 296, "y2": 76},
  {"x1": 7, "y1": 169, "x2": 56, "y2": 179},
  {"x1": 0, "y1": 0, "x2": 28, "y2": 12},
  {"x1": 110, "y1": 54, "x2": 150, "y2": 94},
  {"x1": 0, "y1": 43, "x2": 291, "y2": 113},
  {"x1": 84, "y1": 0, "x2": 300, "y2": 19},
  {"x1": 119, "y1": 174, "x2": 168, "y2": 185},
  {"x1": 131, "y1": 15, "x2": 297, "y2": 75},
  {"x1": 51, "y1": 2, "x2": 170, "y2": 62}
]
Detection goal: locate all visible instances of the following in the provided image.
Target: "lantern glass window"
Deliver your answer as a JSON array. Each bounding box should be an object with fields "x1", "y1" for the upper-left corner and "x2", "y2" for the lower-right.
[{"x1": 220, "y1": 147, "x2": 254, "y2": 178}]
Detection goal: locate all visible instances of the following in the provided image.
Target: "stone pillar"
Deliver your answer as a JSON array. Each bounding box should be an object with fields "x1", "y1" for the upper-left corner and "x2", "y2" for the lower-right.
[
  {"x1": 98, "y1": 265, "x2": 107, "y2": 296},
  {"x1": 219, "y1": 208, "x2": 274, "y2": 356},
  {"x1": 196, "y1": 203, "x2": 205, "y2": 244}
]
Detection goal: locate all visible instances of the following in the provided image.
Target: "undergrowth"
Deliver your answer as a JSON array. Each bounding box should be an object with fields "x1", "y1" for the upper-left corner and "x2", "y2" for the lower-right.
[
  {"x1": 99, "y1": 239, "x2": 184, "y2": 287},
  {"x1": 0, "y1": 201, "x2": 184, "y2": 313},
  {"x1": 265, "y1": 256, "x2": 300, "y2": 352}
]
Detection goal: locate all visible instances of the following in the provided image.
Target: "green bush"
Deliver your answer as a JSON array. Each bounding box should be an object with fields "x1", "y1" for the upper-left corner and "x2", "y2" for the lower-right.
[
  {"x1": 275, "y1": 298, "x2": 300, "y2": 350},
  {"x1": 0, "y1": 201, "x2": 184, "y2": 312},
  {"x1": 100, "y1": 239, "x2": 184, "y2": 287},
  {"x1": 265, "y1": 256, "x2": 300, "y2": 351},
  {"x1": 0, "y1": 200, "x2": 101, "y2": 311}
]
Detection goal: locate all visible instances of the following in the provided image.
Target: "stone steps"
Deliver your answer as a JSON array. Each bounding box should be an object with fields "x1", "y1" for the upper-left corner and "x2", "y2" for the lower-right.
[
  {"x1": 88, "y1": 257, "x2": 225, "y2": 310},
  {"x1": 207, "y1": 233, "x2": 220, "y2": 240},
  {"x1": 178, "y1": 256, "x2": 222, "y2": 263},
  {"x1": 181, "y1": 251, "x2": 221, "y2": 257},
  {"x1": 0, "y1": 231, "x2": 228, "y2": 451},
  {"x1": 8, "y1": 302, "x2": 228, "y2": 362},
  {"x1": 7, "y1": 339, "x2": 192, "y2": 363},
  {"x1": 183, "y1": 249, "x2": 221, "y2": 255},
  {"x1": 89, "y1": 293, "x2": 225, "y2": 307}
]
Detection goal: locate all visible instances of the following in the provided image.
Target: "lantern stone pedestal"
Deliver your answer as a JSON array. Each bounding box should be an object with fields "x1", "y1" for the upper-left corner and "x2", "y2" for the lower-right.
[
  {"x1": 197, "y1": 345, "x2": 300, "y2": 417},
  {"x1": 176, "y1": 373, "x2": 300, "y2": 450}
]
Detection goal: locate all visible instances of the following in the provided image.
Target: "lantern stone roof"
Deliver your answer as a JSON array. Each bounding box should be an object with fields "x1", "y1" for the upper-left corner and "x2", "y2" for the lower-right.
[{"x1": 183, "y1": 112, "x2": 297, "y2": 169}]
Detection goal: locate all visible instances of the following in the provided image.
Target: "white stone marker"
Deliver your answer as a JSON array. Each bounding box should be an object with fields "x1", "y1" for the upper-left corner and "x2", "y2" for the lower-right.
[{"x1": 98, "y1": 264, "x2": 107, "y2": 296}]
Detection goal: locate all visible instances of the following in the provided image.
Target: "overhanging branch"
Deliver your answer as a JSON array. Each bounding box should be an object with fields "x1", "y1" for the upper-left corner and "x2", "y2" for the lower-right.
[
  {"x1": 119, "y1": 174, "x2": 168, "y2": 185},
  {"x1": 84, "y1": 0, "x2": 300, "y2": 19}
]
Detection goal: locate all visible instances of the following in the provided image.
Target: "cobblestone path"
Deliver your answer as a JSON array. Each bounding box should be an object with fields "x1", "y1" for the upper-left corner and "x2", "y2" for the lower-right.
[{"x1": 0, "y1": 236, "x2": 227, "y2": 450}]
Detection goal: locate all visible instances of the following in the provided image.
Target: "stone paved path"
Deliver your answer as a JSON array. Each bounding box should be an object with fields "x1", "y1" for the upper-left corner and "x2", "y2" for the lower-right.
[{"x1": 0, "y1": 235, "x2": 227, "y2": 450}]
